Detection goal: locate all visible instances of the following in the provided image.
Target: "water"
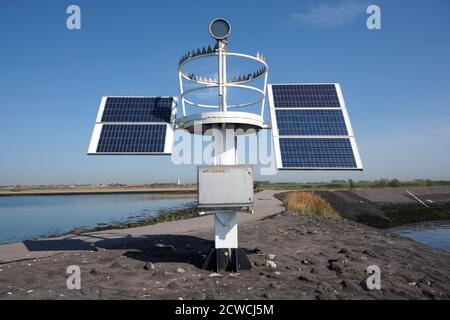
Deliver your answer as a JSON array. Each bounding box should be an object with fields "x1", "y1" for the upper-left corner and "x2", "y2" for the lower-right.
[
  {"x1": 390, "y1": 221, "x2": 450, "y2": 253},
  {"x1": 0, "y1": 194, "x2": 195, "y2": 244}
]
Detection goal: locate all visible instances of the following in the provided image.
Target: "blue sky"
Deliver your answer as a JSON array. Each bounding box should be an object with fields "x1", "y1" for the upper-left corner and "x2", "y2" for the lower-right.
[{"x1": 0, "y1": 0, "x2": 449, "y2": 185}]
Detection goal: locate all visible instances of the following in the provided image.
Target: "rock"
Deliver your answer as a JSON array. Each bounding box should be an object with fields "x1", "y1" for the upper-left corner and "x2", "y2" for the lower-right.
[
  {"x1": 422, "y1": 288, "x2": 436, "y2": 298},
  {"x1": 261, "y1": 272, "x2": 279, "y2": 279},
  {"x1": 143, "y1": 262, "x2": 155, "y2": 271},
  {"x1": 110, "y1": 261, "x2": 123, "y2": 269},
  {"x1": 266, "y1": 254, "x2": 276, "y2": 261},
  {"x1": 265, "y1": 260, "x2": 277, "y2": 270},
  {"x1": 209, "y1": 272, "x2": 223, "y2": 277},
  {"x1": 298, "y1": 274, "x2": 316, "y2": 282},
  {"x1": 327, "y1": 259, "x2": 343, "y2": 275},
  {"x1": 362, "y1": 249, "x2": 376, "y2": 257},
  {"x1": 249, "y1": 248, "x2": 262, "y2": 254},
  {"x1": 269, "y1": 283, "x2": 281, "y2": 290},
  {"x1": 338, "y1": 248, "x2": 349, "y2": 254},
  {"x1": 360, "y1": 279, "x2": 370, "y2": 291},
  {"x1": 263, "y1": 292, "x2": 274, "y2": 299},
  {"x1": 89, "y1": 268, "x2": 99, "y2": 275},
  {"x1": 192, "y1": 292, "x2": 207, "y2": 300},
  {"x1": 155, "y1": 243, "x2": 176, "y2": 251},
  {"x1": 176, "y1": 268, "x2": 186, "y2": 273},
  {"x1": 341, "y1": 279, "x2": 359, "y2": 291},
  {"x1": 253, "y1": 258, "x2": 266, "y2": 266},
  {"x1": 167, "y1": 282, "x2": 179, "y2": 289}
]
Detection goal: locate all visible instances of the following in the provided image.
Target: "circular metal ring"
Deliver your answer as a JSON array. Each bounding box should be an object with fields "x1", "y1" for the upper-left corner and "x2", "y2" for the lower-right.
[
  {"x1": 209, "y1": 18, "x2": 231, "y2": 40},
  {"x1": 181, "y1": 83, "x2": 265, "y2": 109},
  {"x1": 178, "y1": 51, "x2": 268, "y2": 86}
]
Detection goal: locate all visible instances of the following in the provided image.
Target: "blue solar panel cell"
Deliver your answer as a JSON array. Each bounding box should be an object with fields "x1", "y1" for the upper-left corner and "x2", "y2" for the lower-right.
[
  {"x1": 96, "y1": 124, "x2": 166, "y2": 153},
  {"x1": 272, "y1": 84, "x2": 340, "y2": 108},
  {"x1": 101, "y1": 97, "x2": 173, "y2": 123},
  {"x1": 275, "y1": 109, "x2": 348, "y2": 136},
  {"x1": 279, "y1": 138, "x2": 357, "y2": 168}
]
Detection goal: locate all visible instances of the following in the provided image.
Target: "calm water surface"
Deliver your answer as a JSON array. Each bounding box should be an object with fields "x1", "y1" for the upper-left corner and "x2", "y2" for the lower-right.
[
  {"x1": 0, "y1": 194, "x2": 195, "y2": 244},
  {"x1": 390, "y1": 221, "x2": 450, "y2": 253}
]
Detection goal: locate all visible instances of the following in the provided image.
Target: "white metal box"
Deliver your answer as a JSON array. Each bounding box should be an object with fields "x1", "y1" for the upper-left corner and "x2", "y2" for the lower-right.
[{"x1": 198, "y1": 165, "x2": 254, "y2": 207}]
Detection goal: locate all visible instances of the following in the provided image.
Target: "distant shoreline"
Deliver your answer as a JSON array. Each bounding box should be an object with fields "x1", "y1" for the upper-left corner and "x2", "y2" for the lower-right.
[{"x1": 0, "y1": 186, "x2": 197, "y2": 197}]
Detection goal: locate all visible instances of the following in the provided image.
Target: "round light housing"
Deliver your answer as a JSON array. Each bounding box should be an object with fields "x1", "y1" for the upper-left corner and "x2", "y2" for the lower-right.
[{"x1": 209, "y1": 18, "x2": 231, "y2": 40}]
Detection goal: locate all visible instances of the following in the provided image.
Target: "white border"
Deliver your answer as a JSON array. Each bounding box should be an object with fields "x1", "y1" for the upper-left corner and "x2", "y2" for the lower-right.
[
  {"x1": 267, "y1": 83, "x2": 363, "y2": 171},
  {"x1": 95, "y1": 97, "x2": 107, "y2": 123},
  {"x1": 88, "y1": 123, "x2": 103, "y2": 155},
  {"x1": 164, "y1": 124, "x2": 174, "y2": 154},
  {"x1": 267, "y1": 84, "x2": 283, "y2": 169},
  {"x1": 335, "y1": 83, "x2": 363, "y2": 169}
]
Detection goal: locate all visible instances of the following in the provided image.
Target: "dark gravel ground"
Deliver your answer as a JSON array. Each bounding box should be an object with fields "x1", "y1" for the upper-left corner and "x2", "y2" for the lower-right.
[{"x1": 1, "y1": 211, "x2": 449, "y2": 300}]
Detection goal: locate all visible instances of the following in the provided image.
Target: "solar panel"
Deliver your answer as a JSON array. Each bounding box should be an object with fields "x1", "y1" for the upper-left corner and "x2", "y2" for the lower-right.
[
  {"x1": 88, "y1": 96, "x2": 177, "y2": 155},
  {"x1": 279, "y1": 138, "x2": 357, "y2": 169},
  {"x1": 96, "y1": 124, "x2": 167, "y2": 153},
  {"x1": 98, "y1": 97, "x2": 175, "y2": 123},
  {"x1": 268, "y1": 84, "x2": 363, "y2": 170},
  {"x1": 275, "y1": 109, "x2": 348, "y2": 136},
  {"x1": 271, "y1": 84, "x2": 340, "y2": 108}
]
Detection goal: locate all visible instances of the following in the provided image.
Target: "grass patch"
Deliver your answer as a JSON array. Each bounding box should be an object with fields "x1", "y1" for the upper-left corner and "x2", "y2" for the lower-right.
[
  {"x1": 284, "y1": 191, "x2": 340, "y2": 220},
  {"x1": 381, "y1": 203, "x2": 450, "y2": 228}
]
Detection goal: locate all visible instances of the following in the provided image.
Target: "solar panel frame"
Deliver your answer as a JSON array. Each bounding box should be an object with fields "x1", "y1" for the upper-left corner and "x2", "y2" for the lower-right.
[
  {"x1": 268, "y1": 83, "x2": 363, "y2": 170},
  {"x1": 88, "y1": 96, "x2": 177, "y2": 155}
]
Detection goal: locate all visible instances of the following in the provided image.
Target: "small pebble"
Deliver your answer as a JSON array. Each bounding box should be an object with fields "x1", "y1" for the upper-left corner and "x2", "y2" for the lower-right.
[
  {"x1": 265, "y1": 260, "x2": 277, "y2": 270},
  {"x1": 143, "y1": 262, "x2": 155, "y2": 271},
  {"x1": 209, "y1": 272, "x2": 223, "y2": 277},
  {"x1": 176, "y1": 267, "x2": 186, "y2": 273},
  {"x1": 266, "y1": 254, "x2": 276, "y2": 261}
]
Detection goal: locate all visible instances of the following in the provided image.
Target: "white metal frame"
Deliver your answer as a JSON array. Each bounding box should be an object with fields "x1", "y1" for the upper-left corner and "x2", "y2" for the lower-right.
[
  {"x1": 178, "y1": 51, "x2": 269, "y2": 116},
  {"x1": 268, "y1": 83, "x2": 364, "y2": 171}
]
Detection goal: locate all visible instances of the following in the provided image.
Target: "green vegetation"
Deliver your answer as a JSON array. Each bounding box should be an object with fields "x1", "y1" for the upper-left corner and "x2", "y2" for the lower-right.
[
  {"x1": 255, "y1": 179, "x2": 450, "y2": 191},
  {"x1": 382, "y1": 203, "x2": 450, "y2": 228},
  {"x1": 284, "y1": 191, "x2": 340, "y2": 220},
  {"x1": 355, "y1": 203, "x2": 450, "y2": 229}
]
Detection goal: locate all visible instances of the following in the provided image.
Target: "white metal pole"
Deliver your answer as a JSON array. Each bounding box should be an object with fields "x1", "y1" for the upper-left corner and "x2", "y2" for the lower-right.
[
  {"x1": 218, "y1": 41, "x2": 227, "y2": 112},
  {"x1": 213, "y1": 39, "x2": 238, "y2": 250},
  {"x1": 213, "y1": 124, "x2": 238, "y2": 249}
]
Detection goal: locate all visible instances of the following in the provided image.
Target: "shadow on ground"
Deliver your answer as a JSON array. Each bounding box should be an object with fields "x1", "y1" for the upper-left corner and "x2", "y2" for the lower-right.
[{"x1": 23, "y1": 234, "x2": 215, "y2": 269}]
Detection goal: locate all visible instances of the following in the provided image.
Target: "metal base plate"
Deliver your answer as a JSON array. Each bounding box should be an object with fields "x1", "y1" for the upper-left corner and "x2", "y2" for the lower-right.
[
  {"x1": 179, "y1": 111, "x2": 265, "y2": 134},
  {"x1": 202, "y1": 247, "x2": 252, "y2": 272}
]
